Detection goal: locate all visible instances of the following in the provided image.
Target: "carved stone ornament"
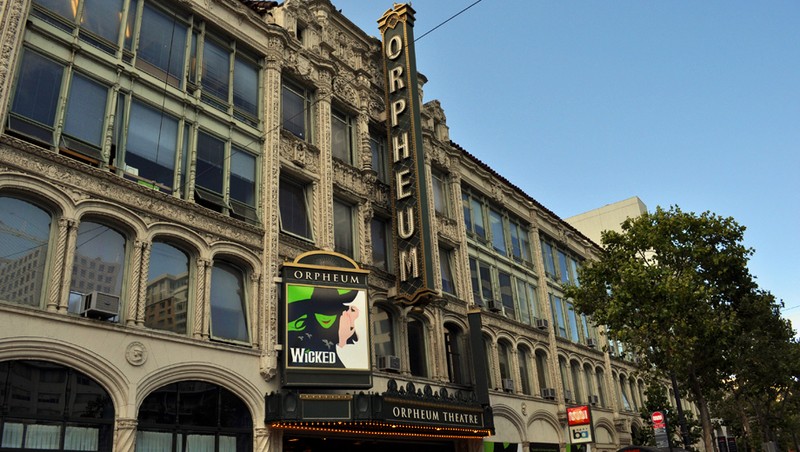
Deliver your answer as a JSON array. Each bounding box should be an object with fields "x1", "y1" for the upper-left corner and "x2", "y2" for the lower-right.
[{"x1": 125, "y1": 341, "x2": 148, "y2": 366}]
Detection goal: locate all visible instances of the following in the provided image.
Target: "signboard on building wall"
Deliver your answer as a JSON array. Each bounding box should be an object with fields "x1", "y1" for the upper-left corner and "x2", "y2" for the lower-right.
[
  {"x1": 281, "y1": 251, "x2": 371, "y2": 388},
  {"x1": 378, "y1": 4, "x2": 437, "y2": 307},
  {"x1": 566, "y1": 405, "x2": 595, "y2": 445}
]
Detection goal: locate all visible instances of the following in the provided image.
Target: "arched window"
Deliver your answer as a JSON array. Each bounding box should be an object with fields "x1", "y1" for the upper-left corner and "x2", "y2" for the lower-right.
[
  {"x1": 570, "y1": 360, "x2": 584, "y2": 403},
  {"x1": 583, "y1": 363, "x2": 595, "y2": 404},
  {"x1": 145, "y1": 241, "x2": 190, "y2": 334},
  {"x1": 517, "y1": 346, "x2": 532, "y2": 395},
  {"x1": 535, "y1": 349, "x2": 549, "y2": 393},
  {"x1": 483, "y1": 334, "x2": 494, "y2": 389},
  {"x1": 619, "y1": 374, "x2": 632, "y2": 411},
  {"x1": 373, "y1": 305, "x2": 395, "y2": 358},
  {"x1": 595, "y1": 367, "x2": 606, "y2": 407},
  {"x1": 137, "y1": 381, "x2": 252, "y2": 451},
  {"x1": 68, "y1": 221, "x2": 126, "y2": 320},
  {"x1": 559, "y1": 356, "x2": 571, "y2": 402},
  {"x1": 0, "y1": 197, "x2": 51, "y2": 307},
  {"x1": 0, "y1": 360, "x2": 114, "y2": 450},
  {"x1": 445, "y1": 324, "x2": 469, "y2": 385},
  {"x1": 210, "y1": 260, "x2": 249, "y2": 343},
  {"x1": 497, "y1": 341, "x2": 512, "y2": 390},
  {"x1": 407, "y1": 317, "x2": 427, "y2": 377}
]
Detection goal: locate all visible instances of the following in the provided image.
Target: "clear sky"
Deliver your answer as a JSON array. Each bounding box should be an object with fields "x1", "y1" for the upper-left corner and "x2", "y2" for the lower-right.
[{"x1": 332, "y1": 0, "x2": 800, "y2": 335}]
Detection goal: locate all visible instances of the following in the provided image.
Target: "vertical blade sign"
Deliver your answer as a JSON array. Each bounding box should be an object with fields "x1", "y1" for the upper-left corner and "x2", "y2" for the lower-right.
[{"x1": 378, "y1": 4, "x2": 437, "y2": 307}]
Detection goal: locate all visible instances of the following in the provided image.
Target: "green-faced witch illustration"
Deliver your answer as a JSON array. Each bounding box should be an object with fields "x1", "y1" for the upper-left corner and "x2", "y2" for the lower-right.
[{"x1": 286, "y1": 285, "x2": 368, "y2": 369}]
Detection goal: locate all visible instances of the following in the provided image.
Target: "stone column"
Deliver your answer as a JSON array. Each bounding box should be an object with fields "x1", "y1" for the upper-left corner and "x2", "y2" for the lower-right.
[
  {"x1": 56, "y1": 218, "x2": 80, "y2": 313},
  {"x1": 114, "y1": 418, "x2": 137, "y2": 452},
  {"x1": 49, "y1": 218, "x2": 73, "y2": 312},
  {"x1": 194, "y1": 258, "x2": 211, "y2": 339}
]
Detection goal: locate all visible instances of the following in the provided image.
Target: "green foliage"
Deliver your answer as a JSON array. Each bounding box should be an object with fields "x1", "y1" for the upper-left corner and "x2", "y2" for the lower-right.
[
  {"x1": 563, "y1": 206, "x2": 796, "y2": 452},
  {"x1": 632, "y1": 382, "x2": 702, "y2": 449}
]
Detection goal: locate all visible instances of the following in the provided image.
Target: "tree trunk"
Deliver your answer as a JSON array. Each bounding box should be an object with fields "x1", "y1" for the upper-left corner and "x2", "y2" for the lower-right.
[{"x1": 688, "y1": 376, "x2": 715, "y2": 452}]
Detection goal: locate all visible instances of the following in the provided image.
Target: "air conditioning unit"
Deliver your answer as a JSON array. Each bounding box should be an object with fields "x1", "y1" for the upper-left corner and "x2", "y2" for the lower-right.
[
  {"x1": 376, "y1": 355, "x2": 401, "y2": 372},
  {"x1": 486, "y1": 299, "x2": 501, "y2": 313},
  {"x1": 542, "y1": 387, "x2": 557, "y2": 400},
  {"x1": 588, "y1": 395, "x2": 600, "y2": 406},
  {"x1": 587, "y1": 338, "x2": 598, "y2": 348},
  {"x1": 502, "y1": 378, "x2": 514, "y2": 392},
  {"x1": 81, "y1": 291, "x2": 120, "y2": 319},
  {"x1": 564, "y1": 390, "x2": 573, "y2": 403},
  {"x1": 535, "y1": 318, "x2": 549, "y2": 330}
]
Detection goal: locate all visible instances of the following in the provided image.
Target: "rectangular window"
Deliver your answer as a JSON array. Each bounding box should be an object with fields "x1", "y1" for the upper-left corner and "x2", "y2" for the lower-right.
[
  {"x1": 489, "y1": 209, "x2": 506, "y2": 254},
  {"x1": 229, "y1": 147, "x2": 257, "y2": 222},
  {"x1": 282, "y1": 80, "x2": 312, "y2": 141},
  {"x1": 432, "y1": 169, "x2": 448, "y2": 216},
  {"x1": 470, "y1": 198, "x2": 486, "y2": 239},
  {"x1": 479, "y1": 261, "x2": 493, "y2": 305},
  {"x1": 498, "y1": 271, "x2": 515, "y2": 320},
  {"x1": 567, "y1": 302, "x2": 580, "y2": 343},
  {"x1": 569, "y1": 257, "x2": 581, "y2": 286},
  {"x1": 8, "y1": 50, "x2": 64, "y2": 144},
  {"x1": 558, "y1": 250, "x2": 570, "y2": 285},
  {"x1": 137, "y1": 3, "x2": 187, "y2": 87},
  {"x1": 202, "y1": 37, "x2": 231, "y2": 104},
  {"x1": 331, "y1": 109, "x2": 353, "y2": 164},
  {"x1": 333, "y1": 199, "x2": 355, "y2": 258},
  {"x1": 63, "y1": 73, "x2": 108, "y2": 155},
  {"x1": 541, "y1": 240, "x2": 556, "y2": 278},
  {"x1": 371, "y1": 217, "x2": 390, "y2": 271},
  {"x1": 440, "y1": 247, "x2": 455, "y2": 295},
  {"x1": 370, "y1": 132, "x2": 388, "y2": 183},
  {"x1": 126, "y1": 100, "x2": 179, "y2": 190},
  {"x1": 551, "y1": 294, "x2": 567, "y2": 338},
  {"x1": 195, "y1": 131, "x2": 225, "y2": 196},
  {"x1": 279, "y1": 178, "x2": 312, "y2": 240},
  {"x1": 516, "y1": 279, "x2": 532, "y2": 325},
  {"x1": 509, "y1": 222, "x2": 532, "y2": 263},
  {"x1": 469, "y1": 257, "x2": 481, "y2": 305}
]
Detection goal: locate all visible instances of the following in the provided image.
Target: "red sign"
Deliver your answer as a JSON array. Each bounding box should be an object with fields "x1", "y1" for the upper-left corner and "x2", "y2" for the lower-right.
[
  {"x1": 567, "y1": 406, "x2": 591, "y2": 426},
  {"x1": 651, "y1": 411, "x2": 666, "y2": 429}
]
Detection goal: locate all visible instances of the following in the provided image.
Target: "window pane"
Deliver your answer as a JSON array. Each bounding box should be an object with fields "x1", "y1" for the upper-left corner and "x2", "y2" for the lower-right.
[
  {"x1": 439, "y1": 248, "x2": 454, "y2": 295},
  {"x1": 10, "y1": 51, "x2": 63, "y2": 135},
  {"x1": 462, "y1": 193, "x2": 472, "y2": 233},
  {"x1": 510, "y1": 224, "x2": 522, "y2": 259},
  {"x1": 432, "y1": 172, "x2": 446, "y2": 214},
  {"x1": 64, "y1": 74, "x2": 107, "y2": 147},
  {"x1": 70, "y1": 222, "x2": 125, "y2": 299},
  {"x1": 518, "y1": 347, "x2": 531, "y2": 395},
  {"x1": 479, "y1": 262, "x2": 492, "y2": 303},
  {"x1": 558, "y1": 250, "x2": 570, "y2": 284},
  {"x1": 230, "y1": 149, "x2": 256, "y2": 206},
  {"x1": 541, "y1": 240, "x2": 556, "y2": 277},
  {"x1": 407, "y1": 318, "x2": 427, "y2": 377},
  {"x1": 0, "y1": 197, "x2": 51, "y2": 307},
  {"x1": 145, "y1": 242, "x2": 189, "y2": 334},
  {"x1": 469, "y1": 257, "x2": 480, "y2": 304},
  {"x1": 282, "y1": 83, "x2": 306, "y2": 139},
  {"x1": 373, "y1": 307, "x2": 393, "y2": 357},
  {"x1": 498, "y1": 342, "x2": 510, "y2": 380},
  {"x1": 126, "y1": 101, "x2": 178, "y2": 188},
  {"x1": 370, "y1": 218, "x2": 388, "y2": 271},
  {"x1": 233, "y1": 55, "x2": 258, "y2": 116},
  {"x1": 567, "y1": 303, "x2": 580, "y2": 342},
  {"x1": 210, "y1": 262, "x2": 249, "y2": 342},
  {"x1": 81, "y1": 0, "x2": 123, "y2": 43},
  {"x1": 331, "y1": 110, "x2": 351, "y2": 163},
  {"x1": 195, "y1": 132, "x2": 225, "y2": 194},
  {"x1": 202, "y1": 38, "x2": 230, "y2": 102},
  {"x1": 279, "y1": 180, "x2": 311, "y2": 238},
  {"x1": 370, "y1": 134, "x2": 387, "y2": 182},
  {"x1": 498, "y1": 271, "x2": 514, "y2": 319},
  {"x1": 516, "y1": 279, "x2": 531, "y2": 325},
  {"x1": 489, "y1": 209, "x2": 506, "y2": 254},
  {"x1": 33, "y1": 0, "x2": 77, "y2": 21},
  {"x1": 551, "y1": 295, "x2": 566, "y2": 338},
  {"x1": 333, "y1": 200, "x2": 354, "y2": 257},
  {"x1": 138, "y1": 4, "x2": 186, "y2": 85},
  {"x1": 470, "y1": 198, "x2": 485, "y2": 239}
]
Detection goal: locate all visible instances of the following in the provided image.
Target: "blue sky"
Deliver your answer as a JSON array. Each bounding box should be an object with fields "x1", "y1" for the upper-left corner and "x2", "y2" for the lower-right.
[{"x1": 332, "y1": 1, "x2": 800, "y2": 335}]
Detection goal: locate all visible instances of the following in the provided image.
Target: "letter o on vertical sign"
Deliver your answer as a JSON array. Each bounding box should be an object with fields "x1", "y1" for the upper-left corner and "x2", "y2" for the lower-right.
[{"x1": 386, "y1": 35, "x2": 403, "y2": 60}]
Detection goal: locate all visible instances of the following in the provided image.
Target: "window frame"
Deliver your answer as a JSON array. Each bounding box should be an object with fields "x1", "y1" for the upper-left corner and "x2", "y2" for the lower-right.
[
  {"x1": 278, "y1": 177, "x2": 313, "y2": 241},
  {"x1": 331, "y1": 107, "x2": 354, "y2": 165},
  {"x1": 281, "y1": 78, "x2": 314, "y2": 142},
  {"x1": 333, "y1": 198, "x2": 356, "y2": 258}
]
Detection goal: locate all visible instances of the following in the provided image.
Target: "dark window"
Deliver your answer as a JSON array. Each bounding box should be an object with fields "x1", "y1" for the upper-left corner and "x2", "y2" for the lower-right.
[
  {"x1": 370, "y1": 132, "x2": 388, "y2": 183},
  {"x1": 210, "y1": 261, "x2": 249, "y2": 343},
  {"x1": 445, "y1": 325, "x2": 469, "y2": 385},
  {"x1": 407, "y1": 318, "x2": 427, "y2": 377},
  {"x1": 0, "y1": 360, "x2": 114, "y2": 451},
  {"x1": 126, "y1": 100, "x2": 178, "y2": 189},
  {"x1": 145, "y1": 242, "x2": 189, "y2": 335},
  {"x1": 137, "y1": 3, "x2": 186, "y2": 86},
  {"x1": 331, "y1": 109, "x2": 353, "y2": 164},
  {"x1": 282, "y1": 81, "x2": 312, "y2": 140},
  {"x1": 373, "y1": 306, "x2": 394, "y2": 358},
  {"x1": 439, "y1": 248, "x2": 455, "y2": 295},
  {"x1": 0, "y1": 197, "x2": 51, "y2": 307},
  {"x1": 370, "y1": 218, "x2": 390, "y2": 271},
  {"x1": 279, "y1": 179, "x2": 311, "y2": 239},
  {"x1": 333, "y1": 200, "x2": 354, "y2": 258},
  {"x1": 196, "y1": 131, "x2": 226, "y2": 196},
  {"x1": 8, "y1": 50, "x2": 63, "y2": 143},
  {"x1": 137, "y1": 381, "x2": 252, "y2": 451},
  {"x1": 68, "y1": 221, "x2": 125, "y2": 318}
]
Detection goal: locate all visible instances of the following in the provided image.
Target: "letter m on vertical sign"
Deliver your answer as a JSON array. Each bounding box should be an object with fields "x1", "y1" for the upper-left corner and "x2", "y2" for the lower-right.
[{"x1": 379, "y1": 4, "x2": 437, "y2": 307}]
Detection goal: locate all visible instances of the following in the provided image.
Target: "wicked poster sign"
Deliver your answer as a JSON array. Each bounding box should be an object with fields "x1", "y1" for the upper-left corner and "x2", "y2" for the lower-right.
[{"x1": 282, "y1": 251, "x2": 372, "y2": 388}]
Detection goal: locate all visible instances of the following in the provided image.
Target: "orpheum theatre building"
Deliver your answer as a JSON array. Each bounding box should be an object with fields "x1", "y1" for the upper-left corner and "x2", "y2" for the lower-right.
[{"x1": 0, "y1": 0, "x2": 681, "y2": 451}]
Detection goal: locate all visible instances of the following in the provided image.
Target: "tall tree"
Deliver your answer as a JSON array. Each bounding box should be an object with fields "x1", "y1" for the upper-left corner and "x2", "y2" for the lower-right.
[{"x1": 564, "y1": 206, "x2": 757, "y2": 452}]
